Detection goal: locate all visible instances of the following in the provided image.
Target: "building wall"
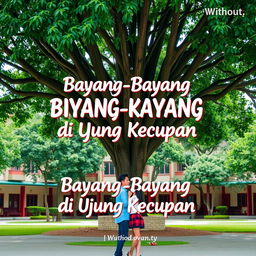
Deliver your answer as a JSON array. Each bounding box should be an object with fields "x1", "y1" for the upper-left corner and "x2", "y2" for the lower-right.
[
  {"x1": 0, "y1": 185, "x2": 57, "y2": 208},
  {"x1": 0, "y1": 168, "x2": 45, "y2": 183}
]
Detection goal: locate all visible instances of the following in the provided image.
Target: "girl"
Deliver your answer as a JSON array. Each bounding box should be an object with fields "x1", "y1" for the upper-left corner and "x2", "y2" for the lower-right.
[{"x1": 127, "y1": 190, "x2": 144, "y2": 256}]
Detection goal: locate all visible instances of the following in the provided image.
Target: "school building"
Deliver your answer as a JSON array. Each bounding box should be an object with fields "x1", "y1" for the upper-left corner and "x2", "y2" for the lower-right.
[{"x1": 0, "y1": 155, "x2": 256, "y2": 217}]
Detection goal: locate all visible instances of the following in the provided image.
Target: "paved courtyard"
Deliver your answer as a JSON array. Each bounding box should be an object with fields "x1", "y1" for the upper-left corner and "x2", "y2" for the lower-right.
[
  {"x1": 0, "y1": 233, "x2": 255, "y2": 256},
  {"x1": 1, "y1": 218, "x2": 256, "y2": 255},
  {"x1": 1, "y1": 218, "x2": 256, "y2": 226}
]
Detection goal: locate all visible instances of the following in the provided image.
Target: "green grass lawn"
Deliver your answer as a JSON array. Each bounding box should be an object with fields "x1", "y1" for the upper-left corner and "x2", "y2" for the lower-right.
[
  {"x1": 0, "y1": 225, "x2": 96, "y2": 236},
  {"x1": 10, "y1": 219, "x2": 96, "y2": 224},
  {"x1": 176, "y1": 219, "x2": 247, "y2": 221},
  {"x1": 169, "y1": 222, "x2": 256, "y2": 232},
  {"x1": 66, "y1": 241, "x2": 188, "y2": 246},
  {"x1": 1, "y1": 220, "x2": 256, "y2": 236}
]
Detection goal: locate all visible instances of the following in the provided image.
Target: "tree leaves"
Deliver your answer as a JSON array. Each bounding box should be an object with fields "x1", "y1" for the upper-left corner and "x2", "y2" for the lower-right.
[
  {"x1": 226, "y1": 124, "x2": 256, "y2": 179},
  {"x1": 184, "y1": 152, "x2": 230, "y2": 185},
  {"x1": 0, "y1": 121, "x2": 20, "y2": 171},
  {"x1": 13, "y1": 119, "x2": 107, "y2": 182},
  {"x1": 0, "y1": 0, "x2": 255, "y2": 176},
  {"x1": 147, "y1": 138, "x2": 184, "y2": 169}
]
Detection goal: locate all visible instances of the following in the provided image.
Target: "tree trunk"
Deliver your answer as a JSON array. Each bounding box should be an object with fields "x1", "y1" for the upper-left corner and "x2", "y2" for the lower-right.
[
  {"x1": 151, "y1": 166, "x2": 159, "y2": 181},
  {"x1": 56, "y1": 183, "x2": 62, "y2": 222},
  {"x1": 210, "y1": 187, "x2": 215, "y2": 215},
  {"x1": 99, "y1": 119, "x2": 186, "y2": 179},
  {"x1": 111, "y1": 142, "x2": 148, "y2": 178},
  {"x1": 73, "y1": 192, "x2": 81, "y2": 217},
  {"x1": 43, "y1": 176, "x2": 50, "y2": 222},
  {"x1": 206, "y1": 186, "x2": 211, "y2": 215},
  {"x1": 195, "y1": 184, "x2": 207, "y2": 215}
]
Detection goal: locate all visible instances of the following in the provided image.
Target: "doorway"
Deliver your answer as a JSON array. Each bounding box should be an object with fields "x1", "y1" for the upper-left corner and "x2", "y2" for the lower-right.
[{"x1": 9, "y1": 194, "x2": 20, "y2": 209}]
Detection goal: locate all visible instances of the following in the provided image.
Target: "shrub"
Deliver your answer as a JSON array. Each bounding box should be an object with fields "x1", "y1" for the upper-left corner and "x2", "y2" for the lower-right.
[
  {"x1": 27, "y1": 206, "x2": 46, "y2": 216},
  {"x1": 49, "y1": 207, "x2": 58, "y2": 216},
  {"x1": 30, "y1": 215, "x2": 52, "y2": 220},
  {"x1": 204, "y1": 215, "x2": 230, "y2": 219},
  {"x1": 147, "y1": 213, "x2": 164, "y2": 216},
  {"x1": 215, "y1": 206, "x2": 228, "y2": 215}
]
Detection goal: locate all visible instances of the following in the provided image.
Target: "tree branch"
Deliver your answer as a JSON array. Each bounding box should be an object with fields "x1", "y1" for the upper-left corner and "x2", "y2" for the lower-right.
[
  {"x1": 0, "y1": 96, "x2": 32, "y2": 104},
  {"x1": 200, "y1": 65, "x2": 256, "y2": 101},
  {"x1": 33, "y1": 39, "x2": 78, "y2": 77},
  {"x1": 239, "y1": 87, "x2": 256, "y2": 94},
  {"x1": 160, "y1": 5, "x2": 181, "y2": 80},
  {"x1": 101, "y1": 54, "x2": 115, "y2": 69},
  {"x1": 115, "y1": 12, "x2": 130, "y2": 79},
  {"x1": 86, "y1": 43, "x2": 110, "y2": 81},
  {"x1": 134, "y1": 0, "x2": 150, "y2": 76},
  {"x1": 66, "y1": 42, "x2": 96, "y2": 81},
  {"x1": 0, "y1": 79, "x2": 59, "y2": 99},
  {"x1": 0, "y1": 73, "x2": 37, "y2": 84},
  {"x1": 98, "y1": 29, "x2": 124, "y2": 71},
  {"x1": 196, "y1": 56, "x2": 225, "y2": 73},
  {"x1": 239, "y1": 88, "x2": 256, "y2": 108},
  {"x1": 2, "y1": 45, "x2": 71, "y2": 97},
  {"x1": 177, "y1": 15, "x2": 207, "y2": 56},
  {"x1": 144, "y1": 7, "x2": 172, "y2": 80},
  {"x1": 169, "y1": 48, "x2": 197, "y2": 80},
  {"x1": 181, "y1": 51, "x2": 210, "y2": 81},
  {"x1": 0, "y1": 58, "x2": 26, "y2": 72},
  {"x1": 195, "y1": 69, "x2": 256, "y2": 99},
  {"x1": 216, "y1": 66, "x2": 236, "y2": 76}
]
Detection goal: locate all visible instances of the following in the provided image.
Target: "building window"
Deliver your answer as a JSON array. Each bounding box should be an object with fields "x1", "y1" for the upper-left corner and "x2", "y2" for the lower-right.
[
  {"x1": 178, "y1": 194, "x2": 197, "y2": 204},
  {"x1": 177, "y1": 163, "x2": 185, "y2": 172},
  {"x1": 26, "y1": 195, "x2": 38, "y2": 206},
  {"x1": 12, "y1": 166, "x2": 21, "y2": 171},
  {"x1": 177, "y1": 194, "x2": 197, "y2": 213},
  {"x1": 104, "y1": 195, "x2": 115, "y2": 203},
  {"x1": 9, "y1": 194, "x2": 19, "y2": 209},
  {"x1": 0, "y1": 194, "x2": 3, "y2": 208},
  {"x1": 104, "y1": 162, "x2": 115, "y2": 175},
  {"x1": 158, "y1": 164, "x2": 169, "y2": 174},
  {"x1": 159, "y1": 194, "x2": 170, "y2": 203},
  {"x1": 237, "y1": 193, "x2": 247, "y2": 207}
]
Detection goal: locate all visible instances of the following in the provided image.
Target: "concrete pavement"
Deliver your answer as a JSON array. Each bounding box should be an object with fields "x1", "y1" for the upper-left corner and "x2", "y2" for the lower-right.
[
  {"x1": 0, "y1": 233, "x2": 255, "y2": 256},
  {"x1": 0, "y1": 220, "x2": 98, "y2": 226},
  {"x1": 1, "y1": 219, "x2": 256, "y2": 226}
]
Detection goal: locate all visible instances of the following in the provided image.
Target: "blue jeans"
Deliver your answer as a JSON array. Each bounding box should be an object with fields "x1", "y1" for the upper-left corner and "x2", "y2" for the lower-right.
[{"x1": 114, "y1": 220, "x2": 129, "y2": 256}]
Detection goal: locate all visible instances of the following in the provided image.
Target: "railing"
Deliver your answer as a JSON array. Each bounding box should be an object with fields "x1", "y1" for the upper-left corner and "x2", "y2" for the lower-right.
[{"x1": 3, "y1": 208, "x2": 20, "y2": 217}]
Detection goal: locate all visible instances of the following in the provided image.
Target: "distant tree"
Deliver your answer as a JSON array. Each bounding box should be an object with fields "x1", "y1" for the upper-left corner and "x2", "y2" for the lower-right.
[
  {"x1": 184, "y1": 153, "x2": 230, "y2": 215},
  {"x1": 147, "y1": 138, "x2": 184, "y2": 180},
  {"x1": 184, "y1": 95, "x2": 255, "y2": 155},
  {"x1": 0, "y1": 122, "x2": 20, "y2": 171},
  {"x1": 226, "y1": 124, "x2": 256, "y2": 179},
  {"x1": 15, "y1": 123, "x2": 106, "y2": 221}
]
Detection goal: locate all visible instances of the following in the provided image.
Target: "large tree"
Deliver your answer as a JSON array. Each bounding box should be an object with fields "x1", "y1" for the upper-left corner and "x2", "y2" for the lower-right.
[{"x1": 0, "y1": 0, "x2": 255, "y2": 177}]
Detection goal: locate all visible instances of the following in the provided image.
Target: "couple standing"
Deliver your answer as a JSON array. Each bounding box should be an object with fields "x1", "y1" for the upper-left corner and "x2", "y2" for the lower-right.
[{"x1": 114, "y1": 174, "x2": 144, "y2": 256}]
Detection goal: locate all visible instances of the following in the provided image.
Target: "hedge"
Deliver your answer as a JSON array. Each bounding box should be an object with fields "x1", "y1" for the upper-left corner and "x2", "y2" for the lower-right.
[
  {"x1": 215, "y1": 206, "x2": 228, "y2": 215},
  {"x1": 48, "y1": 207, "x2": 58, "y2": 216},
  {"x1": 204, "y1": 215, "x2": 230, "y2": 219},
  {"x1": 27, "y1": 206, "x2": 46, "y2": 216},
  {"x1": 30, "y1": 215, "x2": 53, "y2": 220}
]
